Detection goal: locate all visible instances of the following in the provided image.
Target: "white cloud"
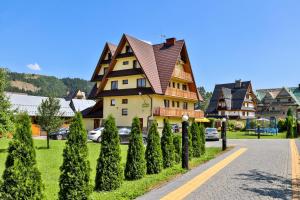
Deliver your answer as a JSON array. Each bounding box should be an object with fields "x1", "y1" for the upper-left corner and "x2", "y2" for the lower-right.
[{"x1": 27, "y1": 63, "x2": 41, "y2": 71}]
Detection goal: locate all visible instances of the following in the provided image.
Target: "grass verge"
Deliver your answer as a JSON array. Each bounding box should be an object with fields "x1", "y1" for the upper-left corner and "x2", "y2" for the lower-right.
[{"x1": 0, "y1": 138, "x2": 221, "y2": 200}]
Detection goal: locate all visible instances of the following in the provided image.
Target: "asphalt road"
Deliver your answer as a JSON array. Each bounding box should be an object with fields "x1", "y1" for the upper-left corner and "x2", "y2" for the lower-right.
[{"x1": 138, "y1": 139, "x2": 292, "y2": 200}]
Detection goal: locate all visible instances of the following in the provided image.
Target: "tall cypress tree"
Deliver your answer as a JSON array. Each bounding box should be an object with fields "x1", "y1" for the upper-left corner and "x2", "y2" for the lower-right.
[
  {"x1": 188, "y1": 127, "x2": 193, "y2": 160},
  {"x1": 124, "y1": 117, "x2": 146, "y2": 180},
  {"x1": 199, "y1": 124, "x2": 206, "y2": 155},
  {"x1": 59, "y1": 112, "x2": 91, "y2": 200},
  {"x1": 95, "y1": 115, "x2": 122, "y2": 191},
  {"x1": 173, "y1": 135, "x2": 182, "y2": 164},
  {"x1": 191, "y1": 122, "x2": 201, "y2": 157},
  {"x1": 145, "y1": 121, "x2": 163, "y2": 174},
  {"x1": 1, "y1": 113, "x2": 44, "y2": 199},
  {"x1": 161, "y1": 119, "x2": 175, "y2": 168}
]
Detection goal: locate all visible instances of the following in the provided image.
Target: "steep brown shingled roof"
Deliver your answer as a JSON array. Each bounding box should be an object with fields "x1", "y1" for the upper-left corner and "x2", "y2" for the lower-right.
[
  {"x1": 153, "y1": 40, "x2": 184, "y2": 93},
  {"x1": 125, "y1": 34, "x2": 162, "y2": 93}
]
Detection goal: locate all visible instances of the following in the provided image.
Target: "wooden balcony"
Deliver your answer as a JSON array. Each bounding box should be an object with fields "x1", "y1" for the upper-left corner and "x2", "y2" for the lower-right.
[
  {"x1": 165, "y1": 87, "x2": 198, "y2": 100},
  {"x1": 172, "y1": 68, "x2": 193, "y2": 82},
  {"x1": 153, "y1": 107, "x2": 204, "y2": 118}
]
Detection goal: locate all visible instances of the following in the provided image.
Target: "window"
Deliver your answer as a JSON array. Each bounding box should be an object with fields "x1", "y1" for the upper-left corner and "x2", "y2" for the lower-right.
[
  {"x1": 168, "y1": 82, "x2": 171, "y2": 87},
  {"x1": 103, "y1": 67, "x2": 109, "y2": 74},
  {"x1": 277, "y1": 99, "x2": 280, "y2": 102},
  {"x1": 133, "y1": 60, "x2": 137, "y2": 68},
  {"x1": 125, "y1": 45, "x2": 132, "y2": 53},
  {"x1": 172, "y1": 82, "x2": 176, "y2": 88},
  {"x1": 172, "y1": 101, "x2": 175, "y2": 107},
  {"x1": 164, "y1": 100, "x2": 170, "y2": 108},
  {"x1": 177, "y1": 101, "x2": 180, "y2": 108},
  {"x1": 111, "y1": 99, "x2": 116, "y2": 106},
  {"x1": 137, "y1": 78, "x2": 146, "y2": 88},
  {"x1": 122, "y1": 80, "x2": 128, "y2": 84},
  {"x1": 122, "y1": 108, "x2": 128, "y2": 116},
  {"x1": 183, "y1": 102, "x2": 188, "y2": 110},
  {"x1": 111, "y1": 81, "x2": 118, "y2": 90},
  {"x1": 289, "y1": 98, "x2": 292, "y2": 102},
  {"x1": 177, "y1": 83, "x2": 180, "y2": 89},
  {"x1": 182, "y1": 84, "x2": 187, "y2": 91},
  {"x1": 107, "y1": 52, "x2": 112, "y2": 60},
  {"x1": 122, "y1": 99, "x2": 128, "y2": 104},
  {"x1": 123, "y1": 61, "x2": 129, "y2": 65}
]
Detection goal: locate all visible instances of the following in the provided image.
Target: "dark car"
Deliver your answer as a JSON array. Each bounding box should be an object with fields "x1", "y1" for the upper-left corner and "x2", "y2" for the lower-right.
[
  {"x1": 171, "y1": 124, "x2": 180, "y2": 133},
  {"x1": 49, "y1": 128, "x2": 69, "y2": 140},
  {"x1": 118, "y1": 128, "x2": 147, "y2": 145}
]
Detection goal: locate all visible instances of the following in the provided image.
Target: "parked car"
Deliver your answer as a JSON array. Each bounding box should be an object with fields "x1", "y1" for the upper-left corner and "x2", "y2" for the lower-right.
[
  {"x1": 88, "y1": 127, "x2": 104, "y2": 143},
  {"x1": 118, "y1": 127, "x2": 147, "y2": 145},
  {"x1": 171, "y1": 124, "x2": 180, "y2": 133},
  {"x1": 49, "y1": 128, "x2": 69, "y2": 140},
  {"x1": 205, "y1": 128, "x2": 219, "y2": 141}
]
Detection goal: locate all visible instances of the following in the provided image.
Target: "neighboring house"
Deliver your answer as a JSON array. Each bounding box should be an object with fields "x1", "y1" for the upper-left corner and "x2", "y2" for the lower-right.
[
  {"x1": 65, "y1": 89, "x2": 86, "y2": 101},
  {"x1": 256, "y1": 85, "x2": 300, "y2": 119},
  {"x1": 206, "y1": 80, "x2": 257, "y2": 119},
  {"x1": 6, "y1": 92, "x2": 97, "y2": 135},
  {"x1": 85, "y1": 34, "x2": 204, "y2": 132}
]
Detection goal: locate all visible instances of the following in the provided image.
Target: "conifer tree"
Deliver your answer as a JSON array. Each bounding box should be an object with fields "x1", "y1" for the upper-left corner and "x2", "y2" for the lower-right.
[
  {"x1": 145, "y1": 121, "x2": 163, "y2": 174},
  {"x1": 173, "y1": 135, "x2": 182, "y2": 163},
  {"x1": 188, "y1": 127, "x2": 193, "y2": 160},
  {"x1": 286, "y1": 108, "x2": 295, "y2": 138},
  {"x1": 95, "y1": 115, "x2": 122, "y2": 191},
  {"x1": 199, "y1": 124, "x2": 206, "y2": 154},
  {"x1": 161, "y1": 119, "x2": 175, "y2": 168},
  {"x1": 191, "y1": 122, "x2": 201, "y2": 157},
  {"x1": 59, "y1": 112, "x2": 91, "y2": 200},
  {"x1": 124, "y1": 117, "x2": 146, "y2": 180},
  {"x1": 1, "y1": 113, "x2": 43, "y2": 199}
]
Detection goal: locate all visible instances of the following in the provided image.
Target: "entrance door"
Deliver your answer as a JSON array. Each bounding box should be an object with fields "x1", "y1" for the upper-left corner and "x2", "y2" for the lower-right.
[
  {"x1": 139, "y1": 118, "x2": 143, "y2": 131},
  {"x1": 94, "y1": 119, "x2": 100, "y2": 129}
]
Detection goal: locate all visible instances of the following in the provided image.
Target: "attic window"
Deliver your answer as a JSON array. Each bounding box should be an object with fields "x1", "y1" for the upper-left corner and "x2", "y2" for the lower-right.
[
  {"x1": 107, "y1": 52, "x2": 112, "y2": 60},
  {"x1": 123, "y1": 61, "x2": 129, "y2": 65},
  {"x1": 125, "y1": 45, "x2": 132, "y2": 53}
]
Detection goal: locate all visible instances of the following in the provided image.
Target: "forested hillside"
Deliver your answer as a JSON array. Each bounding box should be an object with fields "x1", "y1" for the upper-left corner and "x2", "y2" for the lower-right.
[{"x1": 5, "y1": 70, "x2": 94, "y2": 98}]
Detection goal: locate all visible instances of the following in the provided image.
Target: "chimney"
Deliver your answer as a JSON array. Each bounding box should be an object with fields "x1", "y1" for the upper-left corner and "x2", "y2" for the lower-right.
[
  {"x1": 165, "y1": 37, "x2": 176, "y2": 46},
  {"x1": 235, "y1": 79, "x2": 242, "y2": 88}
]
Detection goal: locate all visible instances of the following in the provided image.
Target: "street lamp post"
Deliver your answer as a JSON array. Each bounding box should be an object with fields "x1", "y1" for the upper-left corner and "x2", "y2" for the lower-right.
[
  {"x1": 182, "y1": 114, "x2": 189, "y2": 169},
  {"x1": 221, "y1": 118, "x2": 227, "y2": 151}
]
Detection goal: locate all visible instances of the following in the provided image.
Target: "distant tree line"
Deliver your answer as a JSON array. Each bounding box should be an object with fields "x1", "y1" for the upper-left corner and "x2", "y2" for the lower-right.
[
  {"x1": 196, "y1": 86, "x2": 212, "y2": 112},
  {"x1": 3, "y1": 70, "x2": 94, "y2": 98}
]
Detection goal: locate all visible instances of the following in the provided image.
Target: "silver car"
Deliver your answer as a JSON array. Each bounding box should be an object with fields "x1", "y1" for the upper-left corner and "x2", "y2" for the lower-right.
[
  {"x1": 205, "y1": 128, "x2": 219, "y2": 141},
  {"x1": 88, "y1": 127, "x2": 104, "y2": 143}
]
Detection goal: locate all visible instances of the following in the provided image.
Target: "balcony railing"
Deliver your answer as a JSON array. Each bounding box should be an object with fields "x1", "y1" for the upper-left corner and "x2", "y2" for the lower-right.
[
  {"x1": 153, "y1": 107, "x2": 204, "y2": 118},
  {"x1": 172, "y1": 68, "x2": 193, "y2": 82},
  {"x1": 165, "y1": 87, "x2": 198, "y2": 100}
]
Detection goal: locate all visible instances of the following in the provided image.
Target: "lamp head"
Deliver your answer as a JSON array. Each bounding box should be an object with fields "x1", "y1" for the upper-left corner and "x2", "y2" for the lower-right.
[
  {"x1": 222, "y1": 118, "x2": 227, "y2": 122},
  {"x1": 182, "y1": 114, "x2": 189, "y2": 122}
]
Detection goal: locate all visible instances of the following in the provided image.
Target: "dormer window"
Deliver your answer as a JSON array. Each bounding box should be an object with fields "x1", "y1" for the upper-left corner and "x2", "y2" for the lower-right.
[
  {"x1": 133, "y1": 60, "x2": 137, "y2": 68},
  {"x1": 123, "y1": 61, "x2": 129, "y2": 65},
  {"x1": 107, "y1": 52, "x2": 112, "y2": 60},
  {"x1": 137, "y1": 78, "x2": 146, "y2": 88},
  {"x1": 103, "y1": 67, "x2": 109, "y2": 75}
]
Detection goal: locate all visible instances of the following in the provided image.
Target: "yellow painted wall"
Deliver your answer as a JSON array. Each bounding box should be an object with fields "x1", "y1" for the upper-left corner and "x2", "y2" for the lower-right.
[
  {"x1": 114, "y1": 57, "x2": 141, "y2": 71},
  {"x1": 103, "y1": 95, "x2": 152, "y2": 128},
  {"x1": 83, "y1": 119, "x2": 96, "y2": 131},
  {"x1": 104, "y1": 75, "x2": 150, "y2": 90},
  {"x1": 98, "y1": 63, "x2": 109, "y2": 75}
]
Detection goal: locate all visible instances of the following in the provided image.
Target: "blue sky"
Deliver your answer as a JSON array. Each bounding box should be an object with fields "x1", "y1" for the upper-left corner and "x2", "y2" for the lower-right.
[{"x1": 1, "y1": 0, "x2": 299, "y2": 91}]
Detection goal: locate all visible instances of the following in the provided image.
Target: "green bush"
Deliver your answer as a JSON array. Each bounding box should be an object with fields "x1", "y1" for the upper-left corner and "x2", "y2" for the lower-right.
[
  {"x1": 191, "y1": 122, "x2": 201, "y2": 157},
  {"x1": 278, "y1": 119, "x2": 287, "y2": 132},
  {"x1": 161, "y1": 120, "x2": 175, "y2": 168},
  {"x1": 95, "y1": 115, "x2": 122, "y2": 191},
  {"x1": 188, "y1": 126, "x2": 193, "y2": 160},
  {"x1": 124, "y1": 117, "x2": 146, "y2": 180},
  {"x1": 1, "y1": 113, "x2": 43, "y2": 199},
  {"x1": 59, "y1": 113, "x2": 91, "y2": 200},
  {"x1": 145, "y1": 121, "x2": 163, "y2": 174},
  {"x1": 173, "y1": 135, "x2": 182, "y2": 163},
  {"x1": 199, "y1": 124, "x2": 206, "y2": 155}
]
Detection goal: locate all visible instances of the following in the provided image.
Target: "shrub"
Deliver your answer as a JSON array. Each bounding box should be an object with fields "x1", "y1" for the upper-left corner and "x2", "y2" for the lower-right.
[
  {"x1": 173, "y1": 135, "x2": 182, "y2": 163},
  {"x1": 59, "y1": 113, "x2": 91, "y2": 200},
  {"x1": 145, "y1": 121, "x2": 163, "y2": 174},
  {"x1": 278, "y1": 119, "x2": 287, "y2": 132},
  {"x1": 199, "y1": 124, "x2": 206, "y2": 155},
  {"x1": 190, "y1": 122, "x2": 201, "y2": 157},
  {"x1": 124, "y1": 117, "x2": 146, "y2": 180},
  {"x1": 188, "y1": 127, "x2": 193, "y2": 160},
  {"x1": 1, "y1": 113, "x2": 43, "y2": 199},
  {"x1": 95, "y1": 115, "x2": 122, "y2": 191},
  {"x1": 286, "y1": 116, "x2": 295, "y2": 138},
  {"x1": 161, "y1": 120, "x2": 175, "y2": 168}
]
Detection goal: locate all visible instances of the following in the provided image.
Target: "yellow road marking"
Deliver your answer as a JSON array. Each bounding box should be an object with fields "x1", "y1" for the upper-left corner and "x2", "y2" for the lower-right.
[
  {"x1": 290, "y1": 139, "x2": 300, "y2": 200},
  {"x1": 161, "y1": 148, "x2": 247, "y2": 200}
]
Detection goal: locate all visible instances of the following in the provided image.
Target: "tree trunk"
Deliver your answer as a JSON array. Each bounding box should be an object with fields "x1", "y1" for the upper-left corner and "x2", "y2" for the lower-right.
[{"x1": 47, "y1": 132, "x2": 50, "y2": 149}]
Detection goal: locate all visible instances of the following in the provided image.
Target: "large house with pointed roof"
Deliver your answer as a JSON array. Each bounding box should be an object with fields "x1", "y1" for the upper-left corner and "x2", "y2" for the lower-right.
[
  {"x1": 84, "y1": 34, "x2": 203, "y2": 131},
  {"x1": 256, "y1": 85, "x2": 300, "y2": 119},
  {"x1": 206, "y1": 80, "x2": 257, "y2": 119}
]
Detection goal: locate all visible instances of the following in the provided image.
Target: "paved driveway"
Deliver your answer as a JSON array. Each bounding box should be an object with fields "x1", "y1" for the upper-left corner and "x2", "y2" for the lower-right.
[{"x1": 138, "y1": 139, "x2": 292, "y2": 200}]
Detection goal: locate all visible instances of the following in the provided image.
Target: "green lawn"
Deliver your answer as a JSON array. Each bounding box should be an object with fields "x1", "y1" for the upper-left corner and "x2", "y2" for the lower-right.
[
  {"x1": 226, "y1": 131, "x2": 286, "y2": 139},
  {"x1": 0, "y1": 139, "x2": 222, "y2": 200}
]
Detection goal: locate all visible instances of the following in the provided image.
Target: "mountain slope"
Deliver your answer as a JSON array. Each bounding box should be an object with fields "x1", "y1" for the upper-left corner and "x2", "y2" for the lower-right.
[{"x1": 5, "y1": 71, "x2": 93, "y2": 98}]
